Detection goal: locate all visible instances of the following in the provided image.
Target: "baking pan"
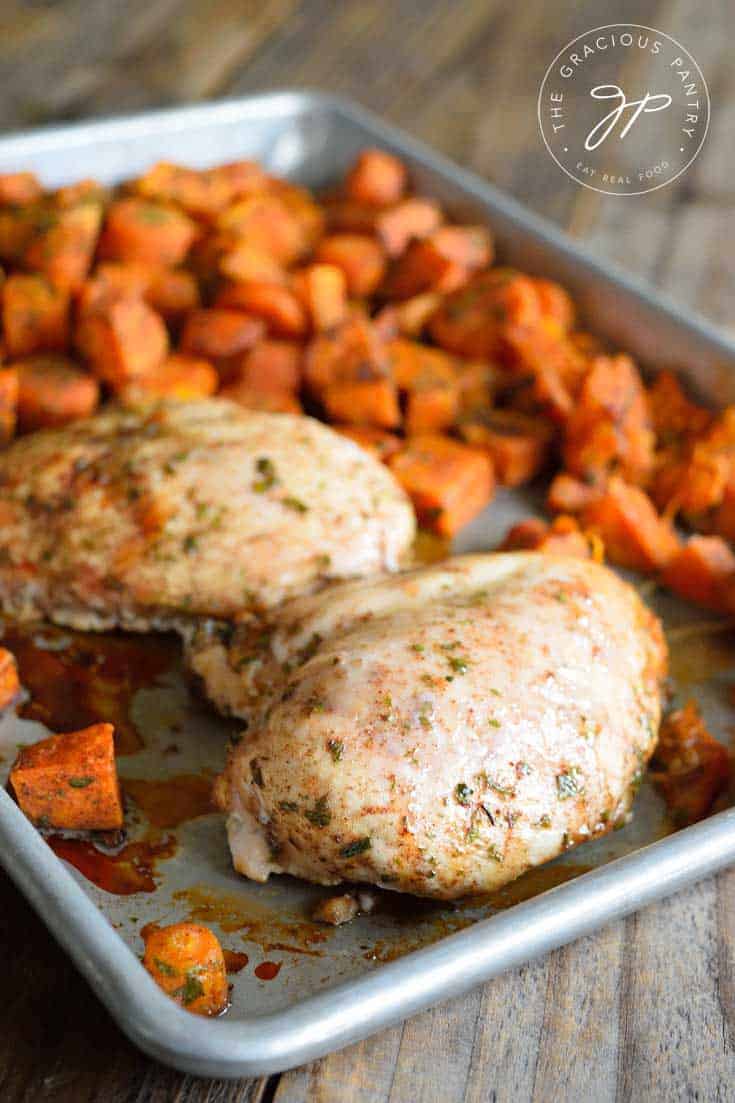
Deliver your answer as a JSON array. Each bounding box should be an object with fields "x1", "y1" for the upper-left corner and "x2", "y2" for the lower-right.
[{"x1": 0, "y1": 91, "x2": 734, "y2": 1078}]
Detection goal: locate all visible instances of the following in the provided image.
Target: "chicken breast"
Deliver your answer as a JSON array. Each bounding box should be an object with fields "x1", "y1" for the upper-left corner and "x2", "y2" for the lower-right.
[
  {"x1": 207, "y1": 553, "x2": 667, "y2": 899},
  {"x1": 0, "y1": 399, "x2": 415, "y2": 631}
]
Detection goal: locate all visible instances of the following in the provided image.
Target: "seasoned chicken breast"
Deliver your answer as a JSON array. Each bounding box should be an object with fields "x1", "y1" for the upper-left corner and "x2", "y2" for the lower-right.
[
  {"x1": 0, "y1": 399, "x2": 415, "y2": 631},
  {"x1": 206, "y1": 553, "x2": 667, "y2": 899}
]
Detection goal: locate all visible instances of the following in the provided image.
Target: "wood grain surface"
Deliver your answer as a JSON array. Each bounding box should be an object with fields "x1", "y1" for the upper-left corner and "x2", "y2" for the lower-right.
[{"x1": 0, "y1": 1, "x2": 734, "y2": 1099}]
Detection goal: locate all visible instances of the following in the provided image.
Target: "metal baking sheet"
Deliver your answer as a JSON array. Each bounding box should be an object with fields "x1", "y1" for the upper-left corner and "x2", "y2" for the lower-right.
[{"x1": 0, "y1": 91, "x2": 735, "y2": 1078}]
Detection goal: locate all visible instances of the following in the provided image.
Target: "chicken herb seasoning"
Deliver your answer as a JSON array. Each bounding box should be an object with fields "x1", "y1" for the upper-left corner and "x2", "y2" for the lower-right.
[
  {"x1": 556, "y1": 767, "x2": 584, "y2": 800},
  {"x1": 340, "y1": 837, "x2": 371, "y2": 858}
]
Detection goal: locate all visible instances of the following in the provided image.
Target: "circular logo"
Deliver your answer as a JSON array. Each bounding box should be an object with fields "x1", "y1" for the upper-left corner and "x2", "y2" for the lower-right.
[{"x1": 538, "y1": 24, "x2": 710, "y2": 196}]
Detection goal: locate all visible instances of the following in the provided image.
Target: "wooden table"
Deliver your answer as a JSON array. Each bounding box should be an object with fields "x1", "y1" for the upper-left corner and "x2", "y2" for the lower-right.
[{"x1": 1, "y1": 1, "x2": 734, "y2": 1099}]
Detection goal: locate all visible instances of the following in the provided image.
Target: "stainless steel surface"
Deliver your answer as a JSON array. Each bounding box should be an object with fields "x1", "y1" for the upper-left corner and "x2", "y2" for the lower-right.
[{"x1": 0, "y1": 90, "x2": 734, "y2": 1077}]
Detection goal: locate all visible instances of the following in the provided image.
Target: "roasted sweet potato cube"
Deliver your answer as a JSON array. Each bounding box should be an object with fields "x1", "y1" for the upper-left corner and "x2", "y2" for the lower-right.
[
  {"x1": 145, "y1": 266, "x2": 200, "y2": 322},
  {"x1": 0, "y1": 365, "x2": 18, "y2": 445},
  {"x1": 3, "y1": 274, "x2": 69, "y2": 357},
  {"x1": 661, "y1": 536, "x2": 735, "y2": 612},
  {"x1": 344, "y1": 149, "x2": 407, "y2": 206},
  {"x1": 76, "y1": 296, "x2": 169, "y2": 387},
  {"x1": 215, "y1": 280, "x2": 307, "y2": 339},
  {"x1": 23, "y1": 202, "x2": 103, "y2": 292},
  {"x1": 77, "y1": 261, "x2": 152, "y2": 314},
  {"x1": 218, "y1": 380, "x2": 302, "y2": 415},
  {"x1": 9, "y1": 723, "x2": 123, "y2": 831},
  {"x1": 648, "y1": 369, "x2": 711, "y2": 445},
  {"x1": 120, "y1": 354, "x2": 217, "y2": 404},
  {"x1": 143, "y1": 922, "x2": 228, "y2": 1016},
  {"x1": 387, "y1": 338, "x2": 459, "y2": 434},
  {"x1": 54, "y1": 178, "x2": 108, "y2": 209},
  {"x1": 303, "y1": 311, "x2": 388, "y2": 393},
  {"x1": 581, "y1": 477, "x2": 679, "y2": 572},
  {"x1": 135, "y1": 160, "x2": 265, "y2": 219},
  {"x1": 292, "y1": 263, "x2": 347, "y2": 332},
  {"x1": 0, "y1": 647, "x2": 20, "y2": 710},
  {"x1": 219, "y1": 243, "x2": 286, "y2": 285},
  {"x1": 323, "y1": 377, "x2": 401, "y2": 429},
  {"x1": 382, "y1": 236, "x2": 468, "y2": 299},
  {"x1": 429, "y1": 269, "x2": 543, "y2": 359},
  {"x1": 335, "y1": 424, "x2": 402, "y2": 462},
  {"x1": 651, "y1": 444, "x2": 730, "y2": 519},
  {"x1": 388, "y1": 434, "x2": 495, "y2": 537},
  {"x1": 502, "y1": 514, "x2": 600, "y2": 559},
  {"x1": 375, "y1": 198, "x2": 443, "y2": 259},
  {"x1": 15, "y1": 355, "x2": 100, "y2": 430},
  {"x1": 459, "y1": 409, "x2": 553, "y2": 486},
  {"x1": 99, "y1": 198, "x2": 198, "y2": 266},
  {"x1": 216, "y1": 194, "x2": 308, "y2": 266},
  {"x1": 373, "y1": 292, "x2": 442, "y2": 340},
  {"x1": 237, "y1": 340, "x2": 303, "y2": 393},
  {"x1": 651, "y1": 702, "x2": 731, "y2": 825},
  {"x1": 533, "y1": 279, "x2": 576, "y2": 335},
  {"x1": 315, "y1": 233, "x2": 387, "y2": 297},
  {"x1": 0, "y1": 172, "x2": 42, "y2": 206},
  {"x1": 179, "y1": 308, "x2": 264, "y2": 361},
  {"x1": 547, "y1": 472, "x2": 601, "y2": 514}
]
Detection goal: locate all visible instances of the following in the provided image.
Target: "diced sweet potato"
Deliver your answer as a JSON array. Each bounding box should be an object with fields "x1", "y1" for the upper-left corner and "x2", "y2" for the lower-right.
[
  {"x1": 387, "y1": 338, "x2": 459, "y2": 434},
  {"x1": 459, "y1": 409, "x2": 553, "y2": 486},
  {"x1": 502, "y1": 514, "x2": 601, "y2": 559},
  {"x1": 0, "y1": 647, "x2": 20, "y2": 710},
  {"x1": 0, "y1": 365, "x2": 18, "y2": 444},
  {"x1": 303, "y1": 311, "x2": 389, "y2": 393},
  {"x1": 385, "y1": 225, "x2": 492, "y2": 298},
  {"x1": 215, "y1": 280, "x2": 307, "y2": 339},
  {"x1": 388, "y1": 434, "x2": 495, "y2": 537},
  {"x1": 23, "y1": 202, "x2": 103, "y2": 292},
  {"x1": 134, "y1": 159, "x2": 265, "y2": 219},
  {"x1": 651, "y1": 443, "x2": 730, "y2": 519},
  {"x1": 661, "y1": 536, "x2": 735, "y2": 612},
  {"x1": 373, "y1": 292, "x2": 442, "y2": 340},
  {"x1": 562, "y1": 354, "x2": 653, "y2": 484},
  {"x1": 344, "y1": 149, "x2": 407, "y2": 206},
  {"x1": 76, "y1": 296, "x2": 169, "y2": 387},
  {"x1": 216, "y1": 194, "x2": 308, "y2": 266},
  {"x1": 292, "y1": 263, "x2": 347, "y2": 332},
  {"x1": 267, "y1": 179, "x2": 325, "y2": 254},
  {"x1": 3, "y1": 274, "x2": 69, "y2": 357},
  {"x1": 143, "y1": 922, "x2": 228, "y2": 1016},
  {"x1": 532, "y1": 279, "x2": 575, "y2": 335},
  {"x1": 179, "y1": 308, "x2": 264, "y2": 361},
  {"x1": 99, "y1": 198, "x2": 198, "y2": 266},
  {"x1": 219, "y1": 243, "x2": 286, "y2": 285},
  {"x1": 15, "y1": 355, "x2": 100, "y2": 430},
  {"x1": 145, "y1": 266, "x2": 200, "y2": 323},
  {"x1": 580, "y1": 476, "x2": 679, "y2": 572},
  {"x1": 428, "y1": 269, "x2": 544, "y2": 359},
  {"x1": 54, "y1": 178, "x2": 108, "y2": 209},
  {"x1": 77, "y1": 261, "x2": 152, "y2": 314},
  {"x1": 547, "y1": 472, "x2": 601, "y2": 514},
  {"x1": 315, "y1": 233, "x2": 386, "y2": 297},
  {"x1": 323, "y1": 377, "x2": 401, "y2": 429},
  {"x1": 0, "y1": 172, "x2": 42, "y2": 206},
  {"x1": 650, "y1": 701, "x2": 730, "y2": 825},
  {"x1": 237, "y1": 340, "x2": 302, "y2": 393},
  {"x1": 375, "y1": 198, "x2": 443, "y2": 259},
  {"x1": 218, "y1": 380, "x2": 302, "y2": 415},
  {"x1": 9, "y1": 723, "x2": 123, "y2": 831},
  {"x1": 0, "y1": 207, "x2": 36, "y2": 264},
  {"x1": 120, "y1": 354, "x2": 217, "y2": 404},
  {"x1": 648, "y1": 370, "x2": 711, "y2": 445},
  {"x1": 335, "y1": 424, "x2": 402, "y2": 462}
]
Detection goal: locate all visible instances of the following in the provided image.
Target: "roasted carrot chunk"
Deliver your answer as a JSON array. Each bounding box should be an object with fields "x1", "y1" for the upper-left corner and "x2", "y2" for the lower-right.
[
  {"x1": 375, "y1": 198, "x2": 443, "y2": 258},
  {"x1": 388, "y1": 434, "x2": 495, "y2": 537},
  {"x1": 335, "y1": 424, "x2": 402, "y2": 462},
  {"x1": 562, "y1": 354, "x2": 654, "y2": 484},
  {"x1": 0, "y1": 365, "x2": 18, "y2": 445},
  {"x1": 218, "y1": 380, "x2": 302, "y2": 415},
  {"x1": 0, "y1": 647, "x2": 20, "y2": 710},
  {"x1": 215, "y1": 280, "x2": 307, "y2": 339},
  {"x1": 502, "y1": 514, "x2": 602, "y2": 560},
  {"x1": 292, "y1": 263, "x2": 347, "y2": 332},
  {"x1": 237, "y1": 340, "x2": 303, "y2": 393},
  {"x1": 9, "y1": 723, "x2": 123, "y2": 831},
  {"x1": 23, "y1": 201, "x2": 103, "y2": 292},
  {"x1": 76, "y1": 296, "x2": 169, "y2": 387},
  {"x1": 344, "y1": 149, "x2": 407, "y2": 206},
  {"x1": 3, "y1": 274, "x2": 69, "y2": 357},
  {"x1": 323, "y1": 377, "x2": 401, "y2": 429},
  {"x1": 77, "y1": 261, "x2": 152, "y2": 314},
  {"x1": 179, "y1": 308, "x2": 264, "y2": 362},
  {"x1": 581, "y1": 476, "x2": 679, "y2": 572},
  {"x1": 661, "y1": 536, "x2": 735, "y2": 612},
  {"x1": 15, "y1": 355, "x2": 100, "y2": 430},
  {"x1": 0, "y1": 172, "x2": 42, "y2": 206},
  {"x1": 459, "y1": 409, "x2": 554, "y2": 486},
  {"x1": 99, "y1": 198, "x2": 198, "y2": 266},
  {"x1": 120, "y1": 354, "x2": 217, "y2": 404},
  {"x1": 650, "y1": 702, "x2": 730, "y2": 825},
  {"x1": 216, "y1": 194, "x2": 309, "y2": 265},
  {"x1": 145, "y1": 266, "x2": 200, "y2": 323},
  {"x1": 315, "y1": 233, "x2": 386, "y2": 297},
  {"x1": 143, "y1": 922, "x2": 228, "y2": 1016}
]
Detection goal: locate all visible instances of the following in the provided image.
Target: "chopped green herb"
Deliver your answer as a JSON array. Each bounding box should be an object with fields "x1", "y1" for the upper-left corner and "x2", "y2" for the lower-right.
[
  {"x1": 537, "y1": 813, "x2": 552, "y2": 828},
  {"x1": 448, "y1": 656, "x2": 469, "y2": 674},
  {"x1": 178, "y1": 971, "x2": 205, "y2": 1006},
  {"x1": 455, "y1": 782, "x2": 473, "y2": 806},
  {"x1": 278, "y1": 800, "x2": 299, "y2": 813},
  {"x1": 252, "y1": 456, "x2": 278, "y2": 492},
  {"x1": 556, "y1": 767, "x2": 584, "y2": 800},
  {"x1": 282, "y1": 496, "x2": 309, "y2": 513},
  {"x1": 410, "y1": 643, "x2": 425, "y2": 654},
  {"x1": 488, "y1": 717, "x2": 501, "y2": 729},
  {"x1": 305, "y1": 796, "x2": 331, "y2": 827},
  {"x1": 327, "y1": 739, "x2": 344, "y2": 762},
  {"x1": 340, "y1": 837, "x2": 371, "y2": 858},
  {"x1": 153, "y1": 958, "x2": 178, "y2": 978},
  {"x1": 486, "y1": 776, "x2": 516, "y2": 797},
  {"x1": 183, "y1": 534, "x2": 198, "y2": 554},
  {"x1": 487, "y1": 844, "x2": 504, "y2": 862},
  {"x1": 68, "y1": 776, "x2": 93, "y2": 789}
]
